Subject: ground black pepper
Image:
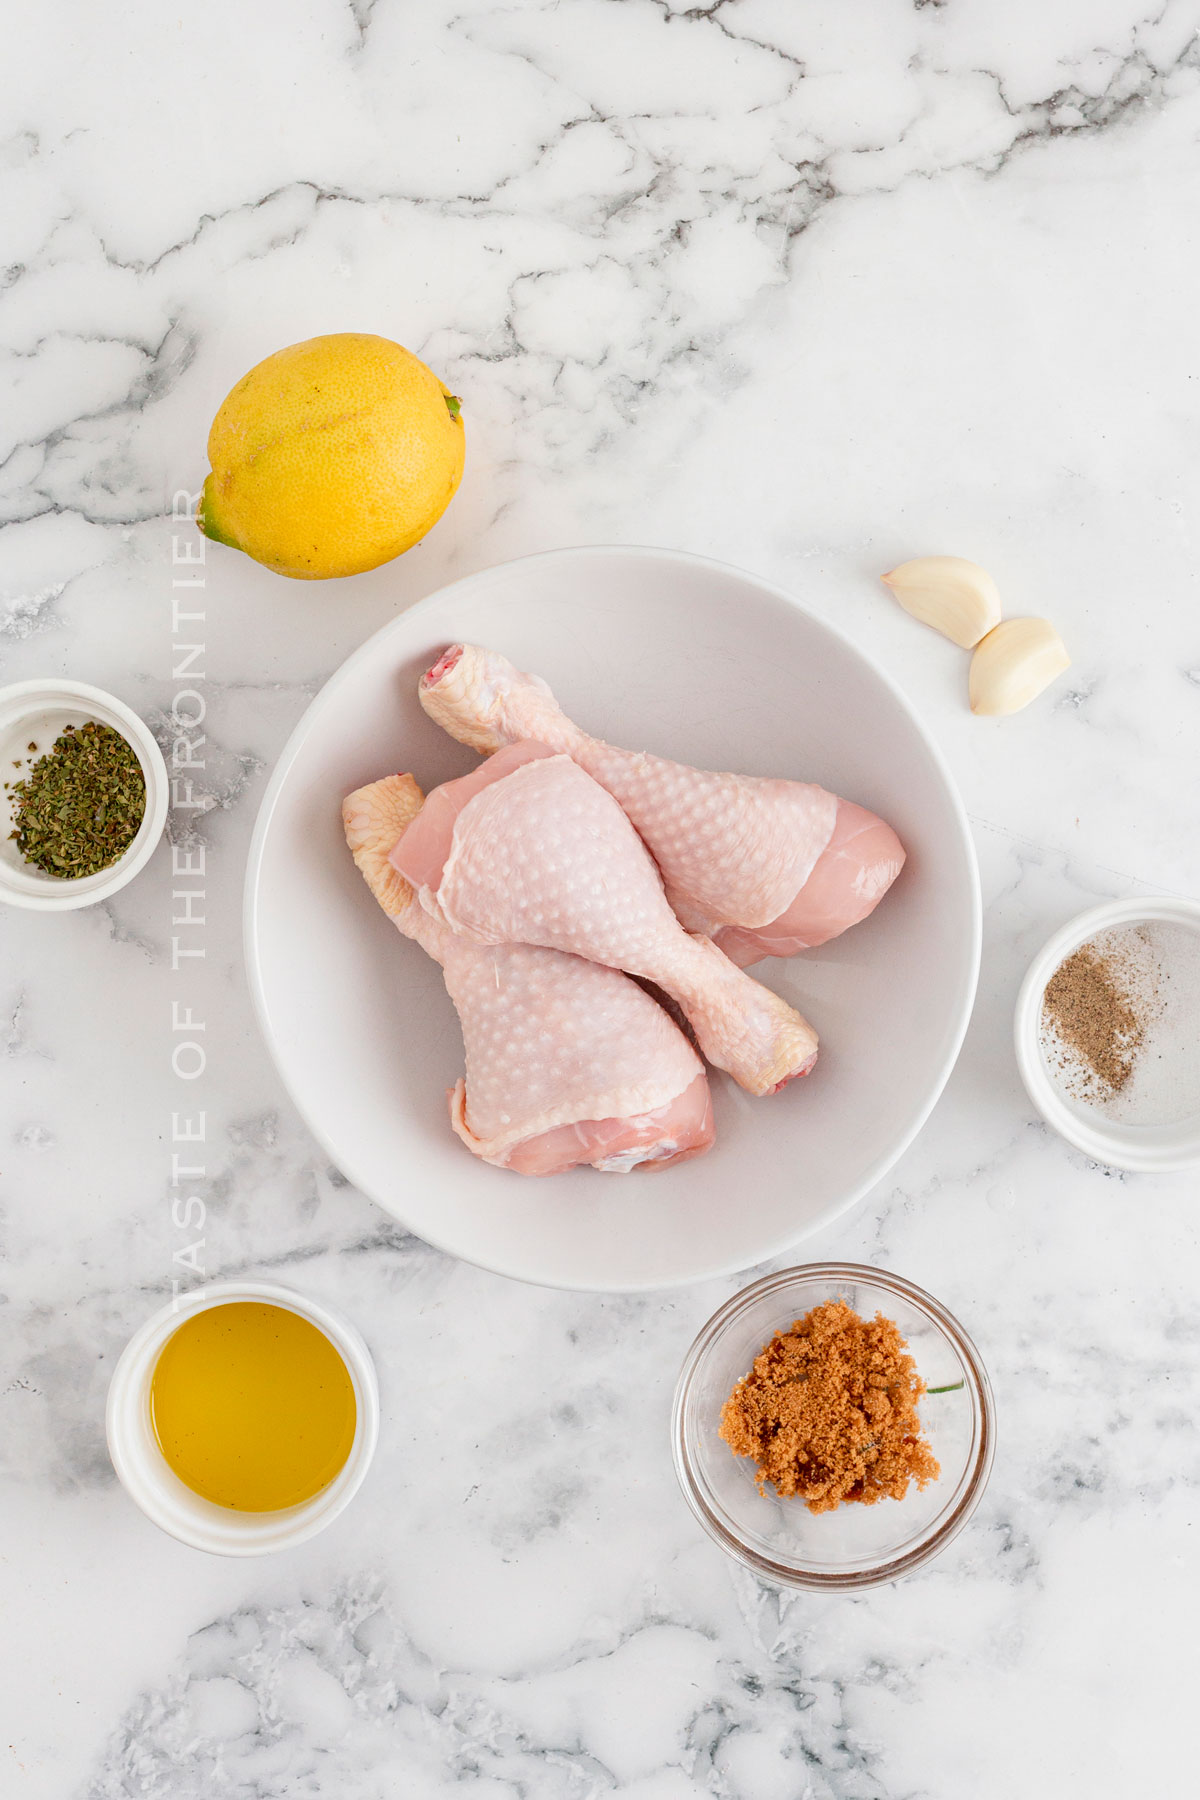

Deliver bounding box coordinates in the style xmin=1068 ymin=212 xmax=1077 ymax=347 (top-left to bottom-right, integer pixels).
xmin=1041 ymin=938 xmax=1156 ymax=1098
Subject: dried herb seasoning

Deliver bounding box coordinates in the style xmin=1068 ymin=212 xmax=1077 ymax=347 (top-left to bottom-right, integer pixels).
xmin=8 ymin=720 xmax=145 ymax=878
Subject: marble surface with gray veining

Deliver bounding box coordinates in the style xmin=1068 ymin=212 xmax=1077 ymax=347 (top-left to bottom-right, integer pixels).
xmin=3 ymin=3 xmax=1200 ymax=1795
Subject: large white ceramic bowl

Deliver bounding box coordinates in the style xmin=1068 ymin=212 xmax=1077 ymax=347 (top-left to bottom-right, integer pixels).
xmin=245 ymin=547 xmax=979 ymax=1290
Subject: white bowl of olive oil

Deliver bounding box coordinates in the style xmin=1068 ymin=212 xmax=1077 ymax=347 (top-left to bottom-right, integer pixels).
xmin=0 ymin=678 xmax=168 ymax=910
xmin=106 ymin=1281 xmax=379 ymax=1555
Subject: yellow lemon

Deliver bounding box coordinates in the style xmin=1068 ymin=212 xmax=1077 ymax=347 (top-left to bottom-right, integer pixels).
xmin=199 ymin=333 xmax=465 ymax=580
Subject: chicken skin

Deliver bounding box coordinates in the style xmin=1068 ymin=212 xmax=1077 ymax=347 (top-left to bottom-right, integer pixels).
xmin=343 ymin=773 xmax=714 ymax=1175
xmin=389 ymin=744 xmax=819 ymax=1096
xmin=420 ymin=643 xmax=905 ymax=965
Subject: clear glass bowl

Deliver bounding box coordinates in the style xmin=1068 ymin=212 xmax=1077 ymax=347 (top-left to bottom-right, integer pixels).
xmin=672 ymin=1263 xmax=995 ymax=1590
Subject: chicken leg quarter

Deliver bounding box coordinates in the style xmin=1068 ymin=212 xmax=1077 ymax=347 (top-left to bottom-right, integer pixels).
xmin=420 ymin=643 xmax=906 ymax=964
xmin=344 ymin=774 xmax=714 ymax=1175
xmin=389 ymin=744 xmax=819 ymax=1096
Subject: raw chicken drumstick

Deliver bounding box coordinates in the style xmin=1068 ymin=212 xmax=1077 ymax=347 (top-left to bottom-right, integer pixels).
xmin=344 ymin=773 xmax=714 ymax=1175
xmin=420 ymin=644 xmax=906 ymax=965
xmin=389 ymin=743 xmax=819 ymax=1096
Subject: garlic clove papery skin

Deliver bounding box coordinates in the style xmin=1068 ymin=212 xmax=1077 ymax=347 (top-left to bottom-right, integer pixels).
xmin=969 ymin=617 xmax=1070 ymax=716
xmin=881 ymin=556 xmax=1002 ymax=649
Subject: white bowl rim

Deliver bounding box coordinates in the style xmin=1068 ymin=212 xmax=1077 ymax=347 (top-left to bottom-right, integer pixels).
xmin=105 ymin=1279 xmax=380 ymax=1556
xmin=671 ymin=1260 xmax=997 ymax=1590
xmin=1014 ymin=894 xmax=1200 ymax=1172
xmin=243 ymin=543 xmax=982 ymax=1291
xmin=0 ymin=677 xmax=168 ymax=911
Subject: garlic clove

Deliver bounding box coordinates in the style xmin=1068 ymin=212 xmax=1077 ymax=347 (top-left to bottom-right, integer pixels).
xmin=969 ymin=617 xmax=1070 ymax=716
xmin=880 ymin=555 xmax=1002 ymax=649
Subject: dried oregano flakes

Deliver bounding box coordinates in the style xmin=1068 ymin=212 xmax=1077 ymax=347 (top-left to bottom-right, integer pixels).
xmin=7 ymin=720 xmax=146 ymax=878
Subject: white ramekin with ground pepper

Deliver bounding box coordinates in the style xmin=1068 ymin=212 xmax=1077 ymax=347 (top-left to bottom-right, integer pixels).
xmin=1015 ymin=895 xmax=1200 ymax=1171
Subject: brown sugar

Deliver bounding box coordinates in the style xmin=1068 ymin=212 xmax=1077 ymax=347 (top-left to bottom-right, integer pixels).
xmin=718 ymin=1299 xmax=940 ymax=1513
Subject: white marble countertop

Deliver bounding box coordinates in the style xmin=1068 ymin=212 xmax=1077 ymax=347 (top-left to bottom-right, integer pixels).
xmin=3 ymin=3 xmax=1199 ymax=1795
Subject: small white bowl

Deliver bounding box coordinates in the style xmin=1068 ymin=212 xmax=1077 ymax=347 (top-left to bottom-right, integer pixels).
xmin=0 ymin=678 xmax=168 ymax=910
xmin=106 ymin=1280 xmax=380 ymax=1555
xmin=1015 ymin=896 xmax=1200 ymax=1172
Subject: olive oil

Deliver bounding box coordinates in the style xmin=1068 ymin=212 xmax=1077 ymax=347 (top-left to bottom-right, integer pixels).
xmin=150 ymin=1301 xmax=357 ymax=1511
